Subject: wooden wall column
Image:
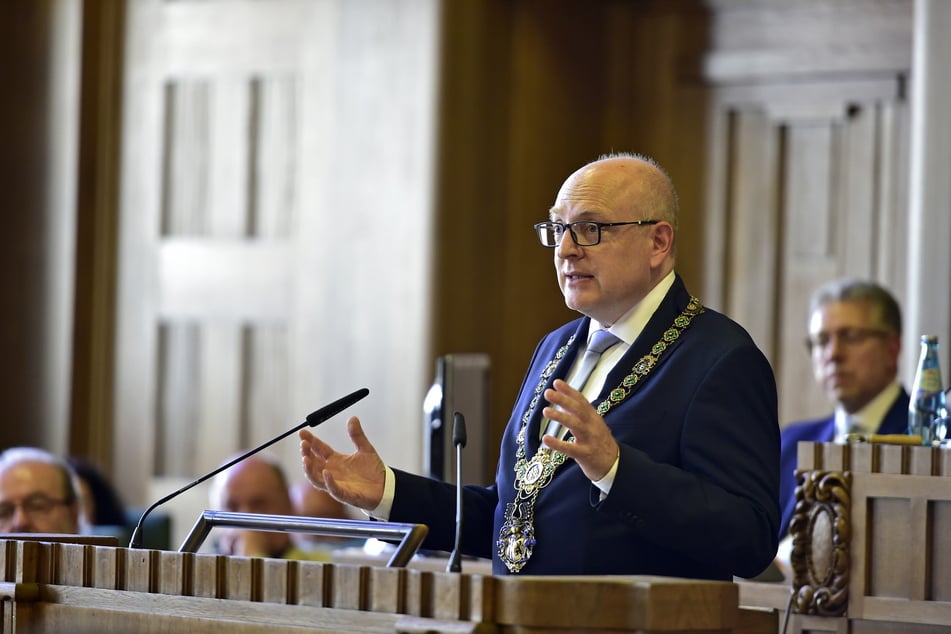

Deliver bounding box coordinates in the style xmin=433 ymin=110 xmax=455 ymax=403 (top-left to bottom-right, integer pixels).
xmin=905 ymin=0 xmax=951 ymax=379
xmin=0 ymin=1 xmax=82 ymax=453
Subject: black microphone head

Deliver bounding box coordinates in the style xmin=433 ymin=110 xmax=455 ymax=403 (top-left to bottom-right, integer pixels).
xmin=306 ymin=387 xmax=370 ymax=426
xmin=452 ymin=411 xmax=467 ymax=448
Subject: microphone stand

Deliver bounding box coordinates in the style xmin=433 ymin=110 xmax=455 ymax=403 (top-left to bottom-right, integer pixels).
xmin=446 ymin=412 xmax=467 ymax=573
xmin=128 ymin=387 xmax=369 ymax=549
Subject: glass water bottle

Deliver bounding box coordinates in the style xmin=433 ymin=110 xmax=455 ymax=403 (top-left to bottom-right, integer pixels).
xmin=908 ymin=335 xmax=948 ymax=446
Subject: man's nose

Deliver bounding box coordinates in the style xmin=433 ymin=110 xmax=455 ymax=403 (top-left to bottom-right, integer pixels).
xmin=819 ymin=340 xmax=847 ymax=363
xmin=556 ymin=233 xmax=582 ymax=258
xmin=9 ymin=506 xmax=35 ymax=532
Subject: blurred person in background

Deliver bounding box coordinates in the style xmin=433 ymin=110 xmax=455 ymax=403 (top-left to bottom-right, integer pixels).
xmin=771 ymin=277 xmax=907 ymax=580
xmin=289 ymin=480 xmax=366 ymax=554
xmin=67 ymin=456 xmax=128 ymax=529
xmin=0 ymin=447 xmax=82 ymax=534
xmin=209 ymin=453 xmax=329 ymax=561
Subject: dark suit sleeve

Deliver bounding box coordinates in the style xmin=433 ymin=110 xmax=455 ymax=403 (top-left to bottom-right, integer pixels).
xmin=389 ymin=468 xmax=499 ymax=559
xmin=599 ymin=343 xmax=780 ymax=579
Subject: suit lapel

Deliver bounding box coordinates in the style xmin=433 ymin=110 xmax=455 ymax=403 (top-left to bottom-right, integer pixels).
xmin=879 ymin=390 xmax=910 ymax=434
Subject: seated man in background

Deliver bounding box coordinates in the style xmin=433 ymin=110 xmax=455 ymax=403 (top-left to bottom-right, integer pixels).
xmin=208 ymin=453 xmax=329 ymax=561
xmin=289 ymin=480 xmax=350 ymax=521
xmin=775 ymin=278 xmax=907 ymax=577
xmin=289 ymin=480 xmax=366 ymax=554
xmin=0 ymin=447 xmax=82 ymax=534
xmin=67 ymin=456 xmax=128 ymax=529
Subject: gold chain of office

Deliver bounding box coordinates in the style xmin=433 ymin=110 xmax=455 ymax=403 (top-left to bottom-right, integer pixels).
xmin=496 ymin=296 xmax=705 ymax=573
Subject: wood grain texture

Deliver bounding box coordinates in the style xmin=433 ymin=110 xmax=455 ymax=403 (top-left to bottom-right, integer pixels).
xmin=0 ymin=539 xmax=740 ymax=633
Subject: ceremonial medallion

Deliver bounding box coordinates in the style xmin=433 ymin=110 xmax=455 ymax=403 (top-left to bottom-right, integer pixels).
xmin=497 ymin=503 xmax=536 ymax=572
xmin=523 ymin=460 xmax=543 ymax=486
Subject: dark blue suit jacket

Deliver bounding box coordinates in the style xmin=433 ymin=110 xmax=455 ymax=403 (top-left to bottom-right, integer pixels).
xmin=391 ymin=275 xmax=780 ymax=580
xmin=777 ymin=388 xmax=909 ymax=540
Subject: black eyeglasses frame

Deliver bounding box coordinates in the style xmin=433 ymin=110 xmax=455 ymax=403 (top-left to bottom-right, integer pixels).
xmin=533 ymin=219 xmax=661 ymax=247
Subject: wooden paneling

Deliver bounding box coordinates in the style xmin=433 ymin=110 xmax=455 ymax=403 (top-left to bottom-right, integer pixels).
xmin=905 ymin=0 xmax=951 ymax=382
xmin=432 ymin=0 xmax=711 ymax=469
xmin=113 ymin=0 xmax=441 ymax=549
xmin=69 ymin=0 xmax=125 ymax=467
xmin=701 ymin=1 xmax=913 ymax=426
xmin=704 ymin=0 xmax=912 ymax=80
xmin=0 ymin=0 xmax=83 ymax=453
xmin=724 ymin=109 xmax=780 ymax=356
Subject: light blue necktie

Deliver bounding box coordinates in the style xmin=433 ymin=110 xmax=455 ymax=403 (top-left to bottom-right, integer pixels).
xmin=543 ymin=329 xmax=621 ymax=440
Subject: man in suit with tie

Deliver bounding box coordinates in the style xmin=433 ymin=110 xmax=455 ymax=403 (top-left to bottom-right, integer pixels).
xmin=299 ymin=152 xmax=780 ymax=580
xmin=773 ymin=278 xmax=906 ymax=578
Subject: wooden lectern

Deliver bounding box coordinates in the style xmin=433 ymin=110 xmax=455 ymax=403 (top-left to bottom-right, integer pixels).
xmin=0 ymin=537 xmax=747 ymax=633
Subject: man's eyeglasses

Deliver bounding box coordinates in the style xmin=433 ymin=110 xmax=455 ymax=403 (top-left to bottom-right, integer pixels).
xmin=805 ymin=327 xmax=894 ymax=353
xmin=534 ymin=220 xmax=660 ymax=247
xmin=0 ymin=495 xmax=72 ymax=525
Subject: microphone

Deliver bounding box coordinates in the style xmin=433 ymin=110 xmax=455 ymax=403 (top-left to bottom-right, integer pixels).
xmin=128 ymin=387 xmax=370 ymax=549
xmin=446 ymin=411 xmax=467 ymax=573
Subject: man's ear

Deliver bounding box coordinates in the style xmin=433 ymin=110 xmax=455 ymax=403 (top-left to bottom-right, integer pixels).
xmin=649 ymin=222 xmax=675 ymax=266
xmin=70 ymin=500 xmax=86 ymax=533
xmin=887 ymin=334 xmax=902 ymax=370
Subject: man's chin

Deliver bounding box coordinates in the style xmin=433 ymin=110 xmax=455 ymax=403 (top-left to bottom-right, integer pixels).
xmin=563 ymin=297 xmax=588 ymax=314
xmin=826 ymin=385 xmax=851 ymax=403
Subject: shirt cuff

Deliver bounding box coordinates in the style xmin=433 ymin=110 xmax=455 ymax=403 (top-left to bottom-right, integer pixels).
xmin=365 ymin=465 xmax=396 ymax=520
xmin=593 ymin=454 xmax=619 ymax=499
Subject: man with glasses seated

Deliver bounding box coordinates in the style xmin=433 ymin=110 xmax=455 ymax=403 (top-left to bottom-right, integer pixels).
xmin=0 ymin=447 xmax=82 ymax=534
xmin=299 ymin=152 xmax=780 ymax=580
xmin=771 ymin=278 xmax=907 ymax=579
